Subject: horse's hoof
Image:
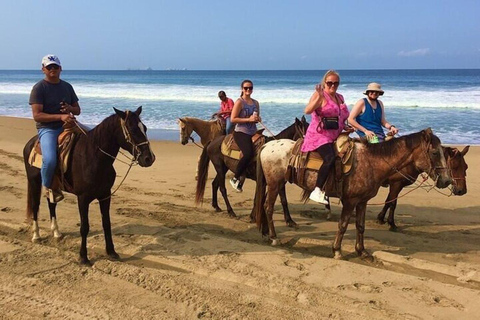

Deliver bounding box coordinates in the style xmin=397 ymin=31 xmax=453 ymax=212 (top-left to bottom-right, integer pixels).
xmin=31 ymin=235 xmax=41 ymax=243
xmin=271 ymin=239 xmax=280 ymax=246
xmin=79 ymin=257 xmax=92 ymax=266
xmin=389 ymin=225 xmax=398 ymax=232
xmin=53 ymin=232 xmax=63 ymax=239
xmin=359 ymin=251 xmax=374 ymax=262
xmin=376 ymin=219 xmax=386 ymax=225
xmin=227 ymin=212 xmax=237 ymax=218
xmin=333 ymin=251 xmax=343 ymax=260
xmin=214 ymin=207 xmax=222 ymax=212
xmin=108 ymin=252 xmax=120 ymax=260
xmin=286 ymin=221 xmax=298 ymax=229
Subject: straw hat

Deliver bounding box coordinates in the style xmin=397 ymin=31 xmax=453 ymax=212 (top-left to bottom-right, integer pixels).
xmin=363 ymin=82 xmax=384 ymax=95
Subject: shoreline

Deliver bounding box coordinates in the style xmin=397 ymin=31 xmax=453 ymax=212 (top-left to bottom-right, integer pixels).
xmin=2 ymin=114 xmax=479 ymax=146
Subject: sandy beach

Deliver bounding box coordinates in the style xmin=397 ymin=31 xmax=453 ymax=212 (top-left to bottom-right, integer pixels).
xmin=0 ymin=115 xmax=479 ymax=319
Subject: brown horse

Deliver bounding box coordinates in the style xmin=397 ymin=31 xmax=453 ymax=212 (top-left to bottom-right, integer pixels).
xmin=23 ymin=107 xmax=155 ymax=265
xmin=178 ymin=117 xmax=224 ymax=146
xmin=195 ymin=117 xmax=308 ymax=223
xmin=254 ymin=128 xmax=451 ymax=259
xmin=377 ymin=145 xmax=469 ymax=231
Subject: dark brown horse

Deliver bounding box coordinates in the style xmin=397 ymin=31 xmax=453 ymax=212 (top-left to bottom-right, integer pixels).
xmin=23 ymin=107 xmax=155 ymax=265
xmin=195 ymin=117 xmax=308 ymax=223
xmin=254 ymin=128 xmax=452 ymax=259
xmin=377 ymin=145 xmax=469 ymax=231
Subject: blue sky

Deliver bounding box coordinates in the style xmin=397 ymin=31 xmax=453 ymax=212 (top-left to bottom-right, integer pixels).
xmin=1 ymin=0 xmax=479 ymax=70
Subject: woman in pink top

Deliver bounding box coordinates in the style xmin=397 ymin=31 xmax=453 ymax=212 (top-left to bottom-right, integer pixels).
xmin=301 ymin=70 xmax=350 ymax=204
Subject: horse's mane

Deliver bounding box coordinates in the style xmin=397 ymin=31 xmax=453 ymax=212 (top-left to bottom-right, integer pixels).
xmin=88 ymin=114 xmax=118 ymax=144
xmin=360 ymin=131 xmax=426 ymax=158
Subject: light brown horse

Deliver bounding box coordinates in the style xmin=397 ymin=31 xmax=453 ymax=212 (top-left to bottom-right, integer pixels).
xmin=178 ymin=117 xmax=224 ymax=146
xmin=254 ymin=128 xmax=451 ymax=259
xmin=377 ymin=145 xmax=469 ymax=231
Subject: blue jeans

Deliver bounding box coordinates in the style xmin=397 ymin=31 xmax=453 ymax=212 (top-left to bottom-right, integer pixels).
xmin=225 ymin=117 xmax=232 ymax=134
xmin=38 ymin=127 xmax=63 ymax=188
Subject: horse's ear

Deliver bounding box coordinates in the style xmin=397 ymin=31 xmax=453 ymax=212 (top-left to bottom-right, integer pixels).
xmin=422 ymin=127 xmax=433 ymax=143
xmin=134 ymin=106 xmax=142 ymax=116
xmin=114 ymin=107 xmax=127 ymax=120
xmin=178 ymin=118 xmax=186 ymax=124
xmin=295 ymin=117 xmax=301 ymax=125
xmin=461 ymin=145 xmax=470 ymax=156
xmin=301 ymin=115 xmax=306 ymax=123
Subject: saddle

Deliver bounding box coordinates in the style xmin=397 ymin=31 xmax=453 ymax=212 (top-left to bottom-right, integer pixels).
xmin=220 ymin=130 xmax=266 ymax=161
xmin=28 ymin=121 xmax=88 ymax=192
xmin=286 ymin=133 xmax=355 ymax=197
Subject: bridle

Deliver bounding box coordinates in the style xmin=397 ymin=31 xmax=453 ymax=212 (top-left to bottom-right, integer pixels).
xmin=118 ymin=111 xmax=150 ymax=161
xmin=446 ymin=151 xmax=466 ymax=188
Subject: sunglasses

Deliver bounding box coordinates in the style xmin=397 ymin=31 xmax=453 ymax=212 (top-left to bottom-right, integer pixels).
xmin=243 ymin=86 xmax=253 ymax=91
xmin=45 ymin=64 xmax=60 ymax=70
xmin=325 ymin=81 xmax=339 ymax=87
xmin=368 ymin=91 xmax=380 ymax=95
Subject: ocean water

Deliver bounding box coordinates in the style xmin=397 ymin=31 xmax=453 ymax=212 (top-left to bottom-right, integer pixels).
xmin=0 ymin=69 xmax=479 ymax=145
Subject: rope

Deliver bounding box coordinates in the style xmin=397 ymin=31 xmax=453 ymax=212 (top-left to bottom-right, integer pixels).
xmin=258 ymin=121 xmax=277 ymax=140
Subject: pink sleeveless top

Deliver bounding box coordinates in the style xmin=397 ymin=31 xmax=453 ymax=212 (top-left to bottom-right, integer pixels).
xmin=301 ymin=91 xmax=350 ymax=152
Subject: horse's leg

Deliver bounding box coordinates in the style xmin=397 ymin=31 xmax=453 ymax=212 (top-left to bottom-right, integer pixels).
xmin=279 ymin=184 xmax=297 ymax=228
xmin=29 ymin=178 xmax=42 ymax=242
xmin=384 ymin=181 xmax=405 ymax=231
xmin=77 ymin=196 xmax=92 ymax=265
xmin=99 ymin=197 xmax=119 ymax=260
xmin=211 ymin=176 xmax=222 ymax=212
xmin=217 ymin=166 xmax=236 ymax=217
xmin=354 ymin=202 xmax=372 ymax=260
xmin=325 ymin=198 xmax=332 ymax=221
xmin=266 ymin=184 xmax=280 ymax=245
xmin=377 ymin=202 xmax=389 ymax=225
xmin=48 ymin=201 xmax=62 ymax=238
xmin=332 ymin=201 xmax=354 ymax=259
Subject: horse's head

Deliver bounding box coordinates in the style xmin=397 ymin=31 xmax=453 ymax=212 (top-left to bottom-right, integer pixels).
xmin=294 ymin=116 xmax=309 ymax=140
xmin=178 ymin=117 xmax=193 ymax=145
xmin=418 ymin=128 xmax=451 ymax=188
xmin=443 ymin=145 xmax=469 ymax=195
xmin=114 ymin=106 xmax=155 ymax=167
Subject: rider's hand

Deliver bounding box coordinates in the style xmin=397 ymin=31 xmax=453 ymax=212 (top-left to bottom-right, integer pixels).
xmin=60 ymin=102 xmax=72 ymax=114
xmin=364 ymin=130 xmax=375 ymax=139
xmin=389 ymin=126 xmax=399 ymax=135
xmin=60 ymin=113 xmax=74 ymax=123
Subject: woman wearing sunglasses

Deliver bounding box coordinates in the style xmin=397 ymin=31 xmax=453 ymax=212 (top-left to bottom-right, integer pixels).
xmin=229 ymin=79 xmax=260 ymax=192
xmin=301 ymin=70 xmax=351 ymax=205
xmin=29 ymin=54 xmax=81 ymax=202
xmin=348 ymin=82 xmax=398 ymax=142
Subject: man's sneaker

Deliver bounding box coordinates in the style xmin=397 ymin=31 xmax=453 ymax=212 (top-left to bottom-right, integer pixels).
xmin=229 ymin=178 xmax=243 ymax=193
xmin=44 ymin=187 xmax=64 ymax=203
xmin=309 ymin=187 xmax=328 ymax=205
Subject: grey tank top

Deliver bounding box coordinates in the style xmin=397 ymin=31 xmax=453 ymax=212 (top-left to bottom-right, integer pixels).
xmin=234 ymin=98 xmax=258 ymax=135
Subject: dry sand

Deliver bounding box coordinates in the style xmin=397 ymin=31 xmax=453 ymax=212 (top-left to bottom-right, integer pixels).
xmin=0 ymin=115 xmax=479 ymax=319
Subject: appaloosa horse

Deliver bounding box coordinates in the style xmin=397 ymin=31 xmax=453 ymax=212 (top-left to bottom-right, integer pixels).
xmin=23 ymin=107 xmax=155 ymax=265
xmin=195 ymin=117 xmax=308 ymax=223
xmin=377 ymin=145 xmax=469 ymax=231
xmin=254 ymin=128 xmax=451 ymax=259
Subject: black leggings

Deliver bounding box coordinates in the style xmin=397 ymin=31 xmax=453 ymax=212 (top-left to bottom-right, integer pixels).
xmin=315 ymin=143 xmax=336 ymax=189
xmin=233 ymin=131 xmax=254 ymax=179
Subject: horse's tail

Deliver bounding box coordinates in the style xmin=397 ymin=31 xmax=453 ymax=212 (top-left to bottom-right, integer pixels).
xmin=23 ymin=136 xmax=39 ymax=222
xmin=195 ymin=141 xmax=211 ymax=205
xmin=254 ymin=147 xmax=269 ymax=236
xmin=300 ymin=189 xmax=310 ymax=203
